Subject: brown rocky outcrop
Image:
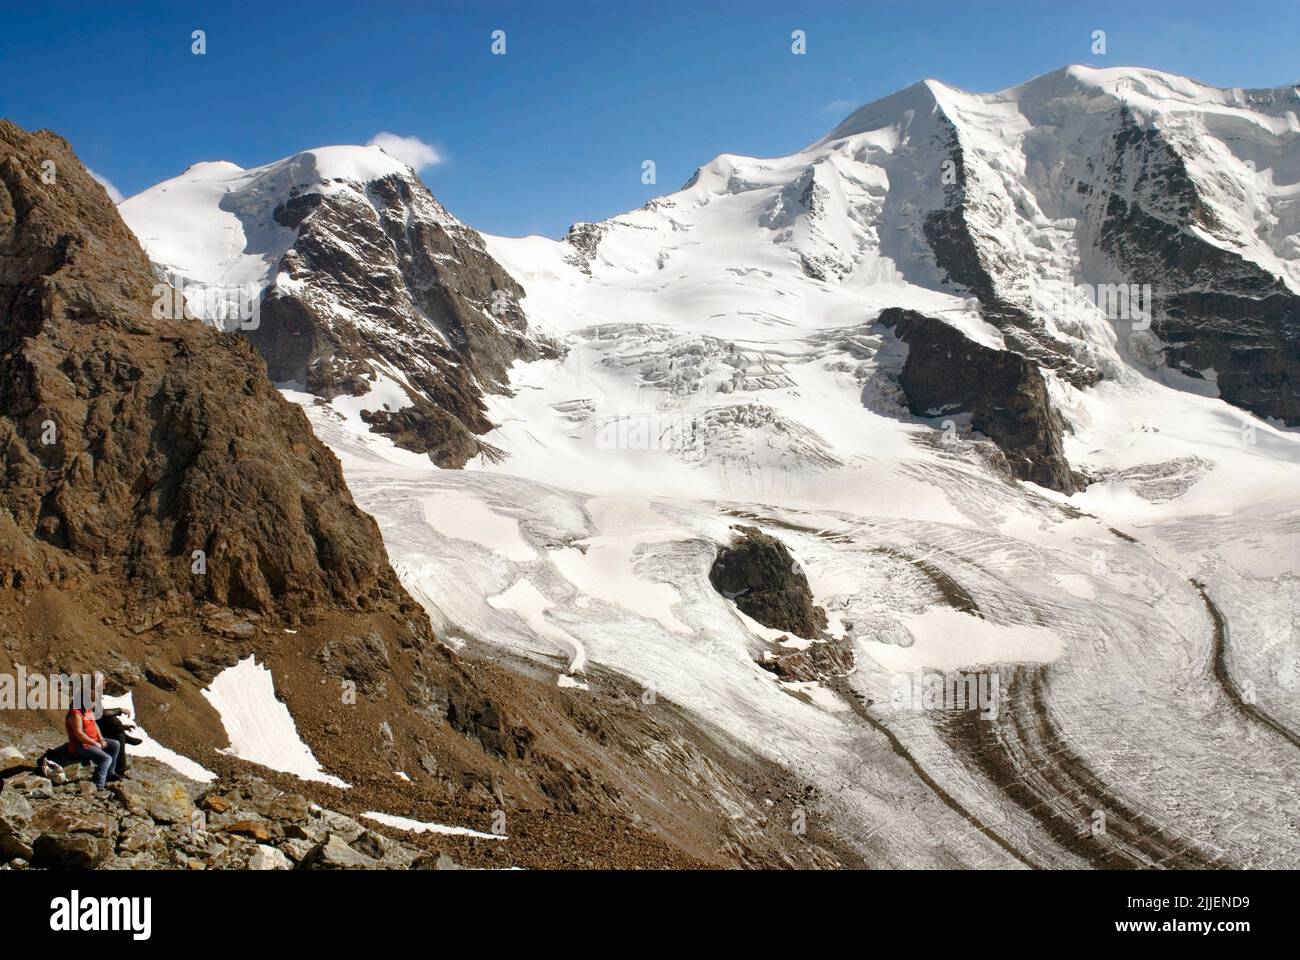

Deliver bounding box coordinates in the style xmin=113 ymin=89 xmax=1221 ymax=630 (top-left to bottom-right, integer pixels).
xmin=877 ymin=307 xmax=1077 ymax=493
xmin=0 ymin=120 xmax=425 ymax=622
xmin=709 ymin=525 xmax=828 ymax=639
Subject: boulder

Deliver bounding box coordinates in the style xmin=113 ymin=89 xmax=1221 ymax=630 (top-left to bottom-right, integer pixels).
xmin=4 ymin=772 xmax=55 ymax=800
xmin=111 ymin=776 xmax=195 ymax=824
xmin=222 ymin=819 xmax=274 ymax=842
xmin=0 ymin=746 xmax=27 ymax=774
xmin=248 ymin=844 xmax=293 ymax=870
xmin=287 ymin=809 xmax=365 ymax=844
xmin=709 ymin=526 xmax=828 ymax=639
xmin=31 ymin=833 xmax=111 ymax=869
xmin=28 ymin=807 xmax=118 ymax=839
xmin=277 ymin=837 xmax=316 ymax=863
xmin=413 ymin=852 xmax=464 ymax=870
xmin=204 ymin=778 xmax=310 ymax=824
xmin=351 ymin=829 xmax=419 ymax=868
xmin=0 ymin=789 xmax=35 ymax=860
xmin=303 ymin=834 xmax=381 ymax=870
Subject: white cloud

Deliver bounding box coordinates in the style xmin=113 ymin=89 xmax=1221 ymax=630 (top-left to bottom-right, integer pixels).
xmin=88 ymin=168 xmax=124 ymax=204
xmin=822 ymin=99 xmax=857 ymax=116
xmin=366 ymin=132 xmax=444 ymax=173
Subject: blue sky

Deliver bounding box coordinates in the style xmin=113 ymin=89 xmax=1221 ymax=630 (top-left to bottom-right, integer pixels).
xmin=2 ymin=1 xmax=1296 ymax=238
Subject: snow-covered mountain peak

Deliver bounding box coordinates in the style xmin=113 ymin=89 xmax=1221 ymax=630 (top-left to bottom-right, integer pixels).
xmin=496 ymin=64 xmax=1300 ymax=443
xmin=122 ymin=143 xmax=546 ymax=468
xmin=817 ymin=76 xmax=958 ymax=145
xmin=121 ymin=144 xmax=433 ymax=294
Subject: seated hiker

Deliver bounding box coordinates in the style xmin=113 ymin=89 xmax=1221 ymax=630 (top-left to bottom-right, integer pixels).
xmin=97 ymin=706 xmax=141 ymax=776
xmin=65 ymin=702 xmax=120 ymax=790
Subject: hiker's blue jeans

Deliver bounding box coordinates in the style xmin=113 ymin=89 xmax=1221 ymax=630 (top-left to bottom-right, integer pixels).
xmin=78 ymin=740 xmax=120 ymax=787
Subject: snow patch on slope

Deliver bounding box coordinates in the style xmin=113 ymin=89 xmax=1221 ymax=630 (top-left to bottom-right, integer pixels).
xmin=201 ymin=656 xmax=348 ymax=787
xmin=361 ymin=810 xmax=507 ymax=841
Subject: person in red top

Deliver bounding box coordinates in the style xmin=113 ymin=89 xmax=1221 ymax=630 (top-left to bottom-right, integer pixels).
xmin=65 ymin=702 xmax=120 ymax=789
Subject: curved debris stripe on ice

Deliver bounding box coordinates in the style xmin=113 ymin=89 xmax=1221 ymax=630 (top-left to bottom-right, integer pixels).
xmin=486 ymin=578 xmax=588 ymax=684
xmin=201 ymin=656 xmax=349 ymax=787
xmin=102 ymin=692 xmax=217 ymax=783
xmin=361 ymin=810 xmax=507 ymax=841
xmin=421 ymin=490 xmax=538 ymax=562
xmin=779 ymin=680 xmax=852 ymax=712
xmin=864 ymin=607 xmax=1065 ymax=673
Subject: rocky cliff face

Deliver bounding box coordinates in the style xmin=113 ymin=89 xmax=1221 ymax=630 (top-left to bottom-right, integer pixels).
xmin=251 ymin=174 xmax=550 ymax=466
xmin=878 ymin=307 xmax=1077 ymax=493
xmin=1083 ymin=110 xmax=1300 ymax=423
xmin=122 ymin=149 xmax=556 ymax=468
xmin=0 ymin=121 xmax=420 ymax=621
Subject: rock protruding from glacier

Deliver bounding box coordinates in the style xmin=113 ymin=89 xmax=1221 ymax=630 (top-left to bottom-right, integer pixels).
xmin=878 ymin=308 xmax=1077 ymax=494
xmin=709 ymin=526 xmax=828 ymax=640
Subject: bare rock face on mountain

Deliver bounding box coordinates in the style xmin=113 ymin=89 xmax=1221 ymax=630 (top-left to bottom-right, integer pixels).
xmin=710 ymin=526 xmax=827 ymax=640
xmin=1083 ymin=109 xmax=1300 ymax=423
xmin=252 ymin=172 xmax=552 ymax=466
xmin=122 ymin=150 xmax=556 ymax=469
xmin=878 ymin=307 xmax=1077 ymax=493
xmin=921 ymin=127 xmax=1103 ymax=391
xmin=0 ymin=120 xmax=423 ymax=622
xmin=910 ymin=76 xmax=1300 ymax=426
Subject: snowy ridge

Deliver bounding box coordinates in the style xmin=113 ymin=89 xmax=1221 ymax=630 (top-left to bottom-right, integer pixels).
xmin=120 ymin=145 xmax=415 ymax=309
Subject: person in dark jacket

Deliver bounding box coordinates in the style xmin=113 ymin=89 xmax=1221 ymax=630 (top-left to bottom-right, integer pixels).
xmin=96 ymin=706 xmax=142 ymax=776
